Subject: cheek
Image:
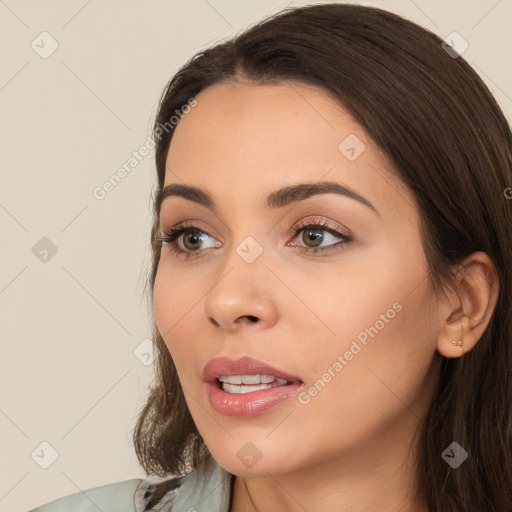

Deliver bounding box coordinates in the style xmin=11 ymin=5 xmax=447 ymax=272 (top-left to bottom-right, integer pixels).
xmin=293 ymin=248 xmax=420 ymax=360
xmin=152 ymin=265 xmax=201 ymax=362
xmin=153 ymin=267 xmax=176 ymax=342
xmin=295 ymin=271 xmax=438 ymax=440
xmin=293 ymin=244 xmax=437 ymax=411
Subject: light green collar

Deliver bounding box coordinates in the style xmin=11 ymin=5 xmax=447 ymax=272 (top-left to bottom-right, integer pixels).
xmin=167 ymin=459 xmax=234 ymax=512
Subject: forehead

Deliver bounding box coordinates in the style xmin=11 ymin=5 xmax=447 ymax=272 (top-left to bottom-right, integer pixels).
xmin=168 ymin=80 xmax=351 ymax=158
xmin=163 ymin=80 xmax=414 ymax=222
xmin=166 ymin=81 xmax=365 ymax=179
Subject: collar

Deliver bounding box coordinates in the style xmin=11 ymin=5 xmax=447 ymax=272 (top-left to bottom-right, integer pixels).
xmin=168 ymin=458 xmax=234 ymax=512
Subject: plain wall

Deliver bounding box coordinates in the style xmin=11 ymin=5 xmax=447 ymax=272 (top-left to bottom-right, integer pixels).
xmin=1 ymin=1 xmax=511 ymax=511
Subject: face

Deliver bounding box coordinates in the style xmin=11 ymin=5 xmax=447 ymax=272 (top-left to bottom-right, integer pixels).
xmin=153 ymin=80 xmax=441 ymax=478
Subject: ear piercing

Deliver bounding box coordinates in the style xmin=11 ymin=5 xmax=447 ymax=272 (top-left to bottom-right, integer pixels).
xmin=451 ymin=338 xmax=464 ymax=355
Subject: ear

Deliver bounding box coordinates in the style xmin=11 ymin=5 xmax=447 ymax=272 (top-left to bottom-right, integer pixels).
xmin=437 ymin=251 xmax=499 ymax=358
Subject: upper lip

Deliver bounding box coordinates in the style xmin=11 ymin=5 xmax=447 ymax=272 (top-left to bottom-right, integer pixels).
xmin=202 ymin=355 xmax=303 ymax=383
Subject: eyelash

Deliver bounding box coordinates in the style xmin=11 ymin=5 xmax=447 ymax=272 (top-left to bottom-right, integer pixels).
xmin=160 ymin=220 xmax=352 ymax=259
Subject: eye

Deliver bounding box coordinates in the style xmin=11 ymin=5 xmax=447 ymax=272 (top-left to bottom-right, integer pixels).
xmin=160 ymin=218 xmax=352 ymax=259
xmin=161 ymin=222 xmax=221 ymax=259
xmin=288 ymin=219 xmax=352 ymax=255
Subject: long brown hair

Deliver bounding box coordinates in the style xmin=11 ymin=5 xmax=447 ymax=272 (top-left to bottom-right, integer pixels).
xmin=133 ymin=4 xmax=512 ymax=510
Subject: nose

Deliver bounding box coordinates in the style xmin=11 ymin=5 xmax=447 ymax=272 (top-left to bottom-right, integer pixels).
xmin=201 ymin=250 xmax=278 ymax=332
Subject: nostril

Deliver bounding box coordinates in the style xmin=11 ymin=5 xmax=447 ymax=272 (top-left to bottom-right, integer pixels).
xmin=208 ymin=317 xmax=220 ymax=327
xmin=246 ymin=315 xmax=258 ymax=323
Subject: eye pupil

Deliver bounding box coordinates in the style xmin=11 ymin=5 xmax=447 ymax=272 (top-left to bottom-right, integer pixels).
xmin=303 ymin=229 xmax=323 ymax=247
xmin=183 ymin=231 xmax=203 ymax=250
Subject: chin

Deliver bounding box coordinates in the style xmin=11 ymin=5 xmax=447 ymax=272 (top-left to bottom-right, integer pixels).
xmin=215 ymin=453 xmax=292 ymax=477
xmin=204 ymin=435 xmax=301 ymax=477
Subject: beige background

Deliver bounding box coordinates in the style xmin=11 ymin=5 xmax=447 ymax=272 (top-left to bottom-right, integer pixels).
xmin=1 ymin=1 xmax=511 ymax=511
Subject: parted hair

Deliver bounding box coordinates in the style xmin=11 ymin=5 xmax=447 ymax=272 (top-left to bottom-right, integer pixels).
xmin=133 ymin=4 xmax=512 ymax=510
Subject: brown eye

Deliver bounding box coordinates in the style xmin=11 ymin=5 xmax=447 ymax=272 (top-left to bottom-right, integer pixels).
xmin=290 ymin=220 xmax=352 ymax=255
xmin=182 ymin=230 xmax=206 ymax=251
xmin=161 ymin=224 xmax=222 ymax=259
xmin=301 ymin=228 xmax=324 ymax=248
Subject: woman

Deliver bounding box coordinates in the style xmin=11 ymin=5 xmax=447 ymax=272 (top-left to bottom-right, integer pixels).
xmin=29 ymin=2 xmax=512 ymax=511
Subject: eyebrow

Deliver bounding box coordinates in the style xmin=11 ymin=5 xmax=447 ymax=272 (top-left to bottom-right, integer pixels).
xmin=156 ymin=181 xmax=379 ymax=216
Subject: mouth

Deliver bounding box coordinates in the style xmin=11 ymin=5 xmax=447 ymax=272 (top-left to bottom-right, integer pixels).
xmin=202 ymin=355 xmax=304 ymax=417
xmin=217 ymin=374 xmax=293 ymax=394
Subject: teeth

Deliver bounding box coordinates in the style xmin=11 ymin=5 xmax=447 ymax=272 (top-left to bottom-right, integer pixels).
xmin=242 ymin=375 xmax=261 ymax=384
xmin=217 ymin=375 xmax=292 ymax=394
xmin=218 ymin=374 xmax=285 ymax=385
xmin=222 ymin=382 xmax=274 ymax=394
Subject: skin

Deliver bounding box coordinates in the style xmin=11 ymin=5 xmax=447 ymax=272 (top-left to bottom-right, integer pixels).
xmin=152 ymin=80 xmax=498 ymax=511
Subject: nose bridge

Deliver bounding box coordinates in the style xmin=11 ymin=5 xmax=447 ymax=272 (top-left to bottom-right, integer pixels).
xmin=201 ymin=233 xmax=277 ymax=330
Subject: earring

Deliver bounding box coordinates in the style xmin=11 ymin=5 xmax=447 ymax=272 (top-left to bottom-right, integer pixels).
xmin=450 ymin=338 xmax=464 ymax=355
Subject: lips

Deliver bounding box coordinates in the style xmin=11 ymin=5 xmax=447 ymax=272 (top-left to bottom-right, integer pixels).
xmin=202 ymin=356 xmax=304 ymax=417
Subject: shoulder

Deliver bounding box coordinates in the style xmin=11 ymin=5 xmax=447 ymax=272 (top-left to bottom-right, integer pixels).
xmin=26 ymin=460 xmax=233 ymax=512
xmin=26 ymin=476 xmax=182 ymax=512
xmin=139 ymin=459 xmax=234 ymax=511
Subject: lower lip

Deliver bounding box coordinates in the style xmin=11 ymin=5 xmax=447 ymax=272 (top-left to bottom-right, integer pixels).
xmin=205 ymin=380 xmax=304 ymax=417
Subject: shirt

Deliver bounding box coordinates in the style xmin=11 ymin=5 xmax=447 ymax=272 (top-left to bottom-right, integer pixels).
xmin=27 ymin=458 xmax=234 ymax=512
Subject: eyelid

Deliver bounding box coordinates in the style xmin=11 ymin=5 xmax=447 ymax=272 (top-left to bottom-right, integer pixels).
xmin=287 ymin=216 xmax=352 ymax=241
xmin=160 ymin=219 xmax=222 ymax=240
